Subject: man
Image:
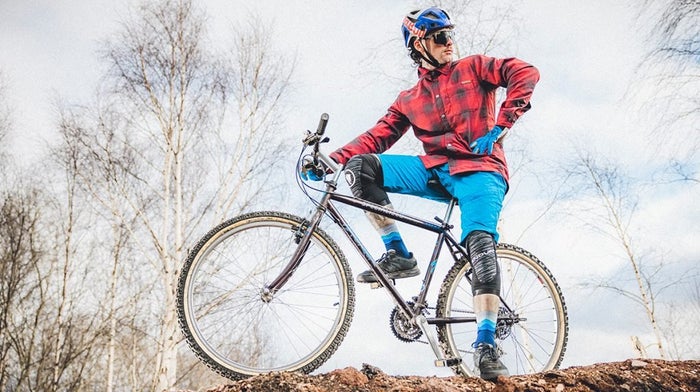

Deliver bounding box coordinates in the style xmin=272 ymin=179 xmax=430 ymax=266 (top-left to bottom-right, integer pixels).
xmin=322 ymin=7 xmax=539 ymax=380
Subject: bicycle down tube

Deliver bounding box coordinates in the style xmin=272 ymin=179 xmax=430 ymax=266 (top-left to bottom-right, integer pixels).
xmin=326 ymin=194 xmax=476 ymax=326
xmin=317 ymin=175 xmax=477 ymax=366
xmin=266 ymin=165 xmax=468 ymax=324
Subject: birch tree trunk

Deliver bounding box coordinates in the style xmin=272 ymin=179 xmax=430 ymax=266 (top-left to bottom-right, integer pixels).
xmin=572 ymin=152 xmax=667 ymax=358
xmin=98 ymin=1 xmax=292 ymax=389
xmin=52 ymin=0 xmax=293 ymax=388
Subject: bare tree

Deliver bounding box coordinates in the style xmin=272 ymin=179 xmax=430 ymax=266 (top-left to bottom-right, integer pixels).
xmin=101 ymin=2 xmax=235 ymax=388
xmin=561 ymin=147 xmax=679 ymax=358
xmin=0 ymin=178 xmax=102 ymax=391
xmin=640 ymin=0 xmax=699 ymax=68
xmin=634 ymin=0 xmax=699 ymax=183
xmin=51 ymin=0 xmax=294 ymax=389
xmin=47 ymin=118 xmax=91 ymax=391
xmin=53 ymin=106 xmax=139 ymax=389
xmin=0 ymin=186 xmax=42 ymax=390
xmin=207 ymin=14 xmax=295 ymax=222
xmin=662 ymin=278 xmax=700 ymax=360
xmin=56 ymin=100 xmax=191 ymax=390
xmin=0 ymin=78 xmax=101 ymax=391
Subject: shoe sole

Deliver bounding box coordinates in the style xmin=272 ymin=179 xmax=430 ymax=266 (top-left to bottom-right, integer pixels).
xmin=476 ymin=368 xmax=509 ymax=381
xmin=356 ymin=267 xmax=420 ymax=283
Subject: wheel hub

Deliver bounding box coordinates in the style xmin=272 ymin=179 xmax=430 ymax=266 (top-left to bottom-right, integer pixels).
xmin=260 ymin=287 xmax=274 ymax=303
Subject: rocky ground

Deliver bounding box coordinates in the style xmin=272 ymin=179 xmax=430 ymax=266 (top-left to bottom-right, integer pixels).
xmin=198 ymin=359 xmax=699 ymax=392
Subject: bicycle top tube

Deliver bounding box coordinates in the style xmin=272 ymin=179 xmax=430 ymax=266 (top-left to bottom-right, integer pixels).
xmin=330 ymin=192 xmax=448 ymax=234
xmin=299 ymin=114 xmax=458 ymax=241
xmin=305 ymin=144 xmax=454 ymax=235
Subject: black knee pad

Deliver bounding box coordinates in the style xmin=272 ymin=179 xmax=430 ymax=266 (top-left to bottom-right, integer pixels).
xmin=344 ymin=154 xmax=389 ymax=205
xmin=466 ymin=230 xmax=501 ymax=296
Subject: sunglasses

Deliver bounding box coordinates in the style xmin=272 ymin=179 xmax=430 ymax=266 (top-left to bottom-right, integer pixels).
xmin=425 ymin=30 xmax=455 ymax=46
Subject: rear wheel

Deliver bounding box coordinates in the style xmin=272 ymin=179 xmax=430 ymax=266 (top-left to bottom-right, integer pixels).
xmin=177 ymin=211 xmax=355 ymax=380
xmin=436 ymin=243 xmax=568 ymax=376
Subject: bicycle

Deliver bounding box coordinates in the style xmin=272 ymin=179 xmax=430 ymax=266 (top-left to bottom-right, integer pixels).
xmin=177 ymin=113 xmax=568 ymax=380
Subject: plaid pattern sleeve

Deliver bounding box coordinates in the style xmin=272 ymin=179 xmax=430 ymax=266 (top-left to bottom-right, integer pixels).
xmin=329 ymin=106 xmax=411 ymax=165
xmin=473 ymin=55 xmax=540 ymax=128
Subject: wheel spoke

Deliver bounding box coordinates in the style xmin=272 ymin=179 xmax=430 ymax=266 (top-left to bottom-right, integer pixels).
xmin=436 ymin=244 xmax=568 ymax=377
xmin=177 ymin=212 xmax=354 ymax=380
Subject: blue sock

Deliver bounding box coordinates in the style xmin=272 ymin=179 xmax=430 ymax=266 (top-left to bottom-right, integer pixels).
xmin=474 ymin=312 xmax=497 ymax=347
xmin=381 ymin=232 xmax=411 ymax=258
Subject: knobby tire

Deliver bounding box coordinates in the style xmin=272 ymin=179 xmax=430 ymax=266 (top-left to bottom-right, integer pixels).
xmin=436 ymin=243 xmax=568 ymax=376
xmin=177 ymin=211 xmax=355 ymax=380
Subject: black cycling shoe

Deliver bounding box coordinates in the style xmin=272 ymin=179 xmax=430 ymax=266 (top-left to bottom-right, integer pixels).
xmin=473 ymin=343 xmax=509 ymax=380
xmin=356 ymin=250 xmax=420 ymax=283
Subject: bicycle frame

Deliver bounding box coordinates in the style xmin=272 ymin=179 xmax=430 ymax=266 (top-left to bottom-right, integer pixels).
xmin=265 ymin=159 xmax=474 ymax=327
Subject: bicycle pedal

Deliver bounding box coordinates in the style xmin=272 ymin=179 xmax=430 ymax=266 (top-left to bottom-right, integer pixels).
xmin=434 ymin=357 xmax=462 ymax=367
xmin=369 ymin=279 xmax=395 ymax=289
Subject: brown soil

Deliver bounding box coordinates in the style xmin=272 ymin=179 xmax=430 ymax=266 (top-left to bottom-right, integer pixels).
xmin=199 ymin=359 xmax=699 ymax=392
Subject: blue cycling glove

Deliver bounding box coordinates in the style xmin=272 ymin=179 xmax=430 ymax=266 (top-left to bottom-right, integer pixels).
xmin=470 ymin=125 xmax=507 ymax=155
xmin=300 ymin=158 xmax=326 ymax=181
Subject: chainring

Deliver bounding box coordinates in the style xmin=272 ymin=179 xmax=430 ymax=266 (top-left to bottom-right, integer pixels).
xmin=389 ymin=303 xmax=423 ymax=343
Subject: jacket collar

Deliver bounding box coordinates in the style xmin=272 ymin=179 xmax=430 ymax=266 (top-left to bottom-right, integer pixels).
xmin=418 ymin=62 xmax=453 ymax=80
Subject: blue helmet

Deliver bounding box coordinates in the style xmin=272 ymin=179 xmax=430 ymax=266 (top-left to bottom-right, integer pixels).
xmin=402 ymin=7 xmax=453 ymax=48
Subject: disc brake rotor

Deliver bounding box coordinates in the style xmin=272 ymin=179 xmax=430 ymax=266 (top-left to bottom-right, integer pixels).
xmin=496 ymin=306 xmax=515 ymax=340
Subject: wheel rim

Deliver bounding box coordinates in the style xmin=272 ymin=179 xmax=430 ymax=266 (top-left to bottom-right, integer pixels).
xmin=182 ymin=218 xmax=349 ymax=375
xmin=442 ymin=249 xmax=566 ymax=375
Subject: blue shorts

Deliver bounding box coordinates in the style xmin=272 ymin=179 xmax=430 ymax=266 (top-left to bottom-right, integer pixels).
xmin=378 ymin=154 xmax=507 ymax=243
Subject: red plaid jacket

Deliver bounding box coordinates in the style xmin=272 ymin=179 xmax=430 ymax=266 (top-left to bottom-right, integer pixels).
xmin=329 ymin=55 xmax=539 ymax=183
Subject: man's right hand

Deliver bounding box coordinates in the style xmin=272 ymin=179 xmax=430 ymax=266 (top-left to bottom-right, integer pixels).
xmin=300 ymin=159 xmax=326 ymax=181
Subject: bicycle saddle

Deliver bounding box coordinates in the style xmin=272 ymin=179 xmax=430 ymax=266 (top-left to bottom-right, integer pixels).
xmin=427 ymin=178 xmax=456 ymax=203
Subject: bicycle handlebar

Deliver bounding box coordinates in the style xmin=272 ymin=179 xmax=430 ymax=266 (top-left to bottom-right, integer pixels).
xmin=302 ymin=113 xmax=340 ymax=176
xmin=316 ymin=113 xmax=329 ymax=136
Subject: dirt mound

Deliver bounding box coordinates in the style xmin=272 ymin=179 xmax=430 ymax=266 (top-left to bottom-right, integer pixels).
xmin=200 ymin=359 xmax=699 ymax=392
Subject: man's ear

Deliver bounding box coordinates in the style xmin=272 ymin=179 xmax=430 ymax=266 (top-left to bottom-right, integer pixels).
xmin=413 ymin=38 xmax=424 ymax=53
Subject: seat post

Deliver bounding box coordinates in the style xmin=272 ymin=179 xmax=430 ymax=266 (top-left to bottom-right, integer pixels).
xmin=442 ymin=197 xmax=458 ymax=225
xmin=426 ymin=177 xmax=458 ymax=226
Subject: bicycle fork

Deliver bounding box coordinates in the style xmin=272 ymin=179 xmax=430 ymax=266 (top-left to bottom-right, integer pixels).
xmin=263 ymin=188 xmax=335 ymax=297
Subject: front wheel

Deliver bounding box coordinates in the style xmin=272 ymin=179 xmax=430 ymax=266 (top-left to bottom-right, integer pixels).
xmin=177 ymin=211 xmax=355 ymax=380
xmin=436 ymin=243 xmax=568 ymax=377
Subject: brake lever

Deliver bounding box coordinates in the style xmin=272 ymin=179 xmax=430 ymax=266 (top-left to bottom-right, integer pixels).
xmin=302 ymin=130 xmax=318 ymax=146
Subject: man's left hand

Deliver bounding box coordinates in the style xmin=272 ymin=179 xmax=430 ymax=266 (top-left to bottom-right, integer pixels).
xmin=470 ymin=126 xmax=507 ymax=155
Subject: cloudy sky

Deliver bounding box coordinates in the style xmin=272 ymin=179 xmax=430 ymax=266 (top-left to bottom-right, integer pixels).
xmin=1 ymin=0 xmax=697 ymax=376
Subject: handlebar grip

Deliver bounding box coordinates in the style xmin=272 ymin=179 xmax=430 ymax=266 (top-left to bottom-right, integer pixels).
xmin=316 ymin=113 xmax=329 ymax=135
